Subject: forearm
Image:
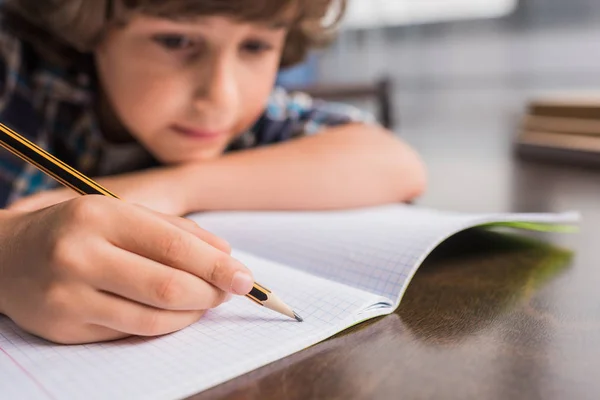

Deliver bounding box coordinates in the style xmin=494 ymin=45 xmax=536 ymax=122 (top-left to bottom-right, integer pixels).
xmin=179 ymin=124 xmax=427 ymax=213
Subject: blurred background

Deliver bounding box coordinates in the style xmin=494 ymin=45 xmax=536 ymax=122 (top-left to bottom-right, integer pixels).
xmin=278 ymin=0 xmax=600 ymax=212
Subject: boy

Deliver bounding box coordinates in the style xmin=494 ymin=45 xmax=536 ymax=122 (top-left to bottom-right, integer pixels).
xmin=0 ymin=0 xmax=426 ymax=344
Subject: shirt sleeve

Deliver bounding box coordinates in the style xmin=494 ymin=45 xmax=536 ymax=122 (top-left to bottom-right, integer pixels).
xmin=230 ymin=86 xmax=377 ymax=149
xmin=0 ymin=29 xmax=49 ymax=206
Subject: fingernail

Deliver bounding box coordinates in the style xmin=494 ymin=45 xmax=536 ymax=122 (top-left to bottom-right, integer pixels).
xmin=231 ymin=272 xmax=254 ymax=295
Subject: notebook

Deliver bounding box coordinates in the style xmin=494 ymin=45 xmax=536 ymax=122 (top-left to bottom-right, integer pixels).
xmin=0 ymin=204 xmax=579 ymax=400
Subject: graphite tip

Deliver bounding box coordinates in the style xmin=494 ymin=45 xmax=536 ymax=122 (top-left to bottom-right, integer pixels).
xmin=293 ymin=311 xmax=304 ymax=322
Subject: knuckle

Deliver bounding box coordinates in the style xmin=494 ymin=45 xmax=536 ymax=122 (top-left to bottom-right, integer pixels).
xmin=208 ymin=253 xmax=229 ymax=284
xmin=48 ymin=237 xmax=86 ymax=277
xmin=65 ymin=196 xmax=106 ymax=224
xmin=159 ymin=232 xmax=188 ymax=264
xmin=155 ymin=271 xmax=183 ymax=308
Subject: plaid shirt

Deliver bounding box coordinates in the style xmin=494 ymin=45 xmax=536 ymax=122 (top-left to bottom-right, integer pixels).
xmin=0 ymin=24 xmax=374 ymax=208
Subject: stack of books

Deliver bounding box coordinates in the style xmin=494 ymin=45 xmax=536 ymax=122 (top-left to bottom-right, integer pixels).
xmin=515 ymin=95 xmax=600 ymax=166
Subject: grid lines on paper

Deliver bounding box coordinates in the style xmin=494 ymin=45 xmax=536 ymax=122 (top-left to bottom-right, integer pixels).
xmin=0 ymin=205 xmax=570 ymax=399
xmin=196 ymin=205 xmax=471 ymax=301
xmin=0 ymin=251 xmax=379 ymax=400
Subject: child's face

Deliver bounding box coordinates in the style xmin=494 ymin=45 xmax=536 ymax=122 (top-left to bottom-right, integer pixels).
xmin=95 ymin=14 xmax=289 ymax=164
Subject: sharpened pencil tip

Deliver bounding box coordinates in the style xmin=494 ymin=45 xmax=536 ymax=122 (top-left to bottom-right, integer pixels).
xmin=293 ymin=311 xmax=303 ymax=322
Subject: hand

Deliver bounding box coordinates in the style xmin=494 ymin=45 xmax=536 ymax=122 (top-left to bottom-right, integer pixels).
xmin=0 ymin=196 xmax=254 ymax=344
xmin=8 ymin=167 xmax=189 ymax=215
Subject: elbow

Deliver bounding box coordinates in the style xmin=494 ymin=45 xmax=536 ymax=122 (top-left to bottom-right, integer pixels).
xmin=396 ymin=146 xmax=428 ymax=202
xmin=404 ymin=156 xmax=428 ymax=201
xmin=382 ymin=133 xmax=428 ymax=203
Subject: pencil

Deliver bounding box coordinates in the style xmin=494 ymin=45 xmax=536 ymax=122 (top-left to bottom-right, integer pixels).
xmin=0 ymin=122 xmax=303 ymax=322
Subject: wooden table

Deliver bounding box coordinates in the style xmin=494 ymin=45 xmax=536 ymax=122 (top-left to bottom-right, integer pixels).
xmin=190 ymin=149 xmax=600 ymax=399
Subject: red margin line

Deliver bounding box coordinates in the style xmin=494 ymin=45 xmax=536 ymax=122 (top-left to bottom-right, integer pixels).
xmin=0 ymin=344 xmax=56 ymax=400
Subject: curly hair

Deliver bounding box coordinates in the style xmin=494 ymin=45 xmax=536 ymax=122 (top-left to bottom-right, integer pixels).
xmin=2 ymin=0 xmax=346 ymax=69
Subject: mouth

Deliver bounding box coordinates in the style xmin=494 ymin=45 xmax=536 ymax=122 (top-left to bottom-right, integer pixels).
xmin=171 ymin=125 xmax=227 ymax=140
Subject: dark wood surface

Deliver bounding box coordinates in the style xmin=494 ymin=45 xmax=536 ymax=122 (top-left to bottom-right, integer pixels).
xmin=189 ymin=143 xmax=600 ymax=399
xmin=207 ymin=8 xmax=600 ymax=398
xmin=190 ymin=13 xmax=600 ymax=392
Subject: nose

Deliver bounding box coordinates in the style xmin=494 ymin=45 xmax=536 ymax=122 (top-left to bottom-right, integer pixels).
xmin=193 ymin=53 xmax=239 ymax=116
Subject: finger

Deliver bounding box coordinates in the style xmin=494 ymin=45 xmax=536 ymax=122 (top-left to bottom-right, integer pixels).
xmin=87 ymin=242 xmax=230 ymax=311
xmin=80 ymin=325 xmax=131 ymax=344
xmin=29 ymin=322 xmax=131 ymax=345
xmin=48 ymin=324 xmax=131 ymax=345
xmin=110 ymin=204 xmax=254 ymax=295
xmin=140 ymin=206 xmax=231 ymax=254
xmin=88 ymin=291 xmax=206 ymax=337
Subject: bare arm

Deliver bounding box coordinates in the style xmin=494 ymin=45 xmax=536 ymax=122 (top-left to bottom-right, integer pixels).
xmin=8 ymin=124 xmax=426 ymax=215
xmin=178 ymin=123 xmax=427 ymax=213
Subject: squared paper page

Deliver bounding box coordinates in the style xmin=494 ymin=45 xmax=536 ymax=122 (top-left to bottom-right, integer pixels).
xmin=0 ymin=250 xmax=383 ymax=400
xmin=192 ymin=204 xmax=579 ymax=307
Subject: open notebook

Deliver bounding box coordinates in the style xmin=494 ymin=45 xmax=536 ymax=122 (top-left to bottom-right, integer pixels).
xmin=0 ymin=204 xmax=579 ymax=399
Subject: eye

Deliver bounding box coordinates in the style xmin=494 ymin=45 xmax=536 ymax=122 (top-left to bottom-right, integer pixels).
xmin=241 ymin=39 xmax=273 ymax=54
xmin=152 ymin=34 xmax=197 ymax=51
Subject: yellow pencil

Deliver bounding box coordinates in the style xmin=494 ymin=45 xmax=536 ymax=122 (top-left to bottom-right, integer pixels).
xmin=0 ymin=122 xmax=303 ymax=322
